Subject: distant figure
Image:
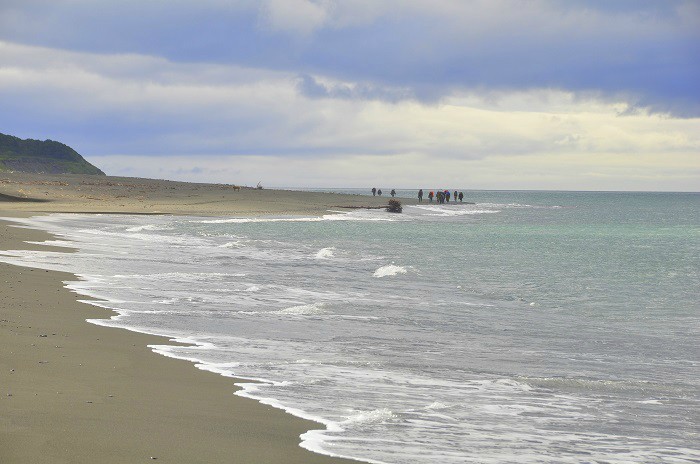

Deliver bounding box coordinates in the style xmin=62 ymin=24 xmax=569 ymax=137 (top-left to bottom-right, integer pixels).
xmin=458 ymin=191 xmax=464 ymax=202
xmin=454 ymin=191 xmax=458 ymax=201
xmin=418 ymin=189 xmax=423 ymax=202
xmin=445 ymin=190 xmax=450 ymax=202
xmin=377 ymin=189 xmax=383 ymax=196
xmin=372 ymin=187 xmax=377 ymax=196
xmin=428 ymin=191 xmax=434 ymax=202
xmin=390 ymin=189 xmax=396 ymax=197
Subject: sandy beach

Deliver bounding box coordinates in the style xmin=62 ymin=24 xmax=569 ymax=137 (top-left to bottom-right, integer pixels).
xmin=0 ymin=172 xmax=403 ymax=216
xmin=0 ymin=172 xmax=405 ymax=464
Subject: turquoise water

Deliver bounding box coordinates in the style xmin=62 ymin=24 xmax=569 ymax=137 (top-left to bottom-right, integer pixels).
xmin=1 ymin=191 xmax=698 ymax=463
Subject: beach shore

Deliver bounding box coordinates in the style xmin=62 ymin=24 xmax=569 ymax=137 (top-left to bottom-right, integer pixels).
xmin=0 ymin=172 xmax=400 ymax=464
xmin=0 ymin=172 xmax=404 ymax=216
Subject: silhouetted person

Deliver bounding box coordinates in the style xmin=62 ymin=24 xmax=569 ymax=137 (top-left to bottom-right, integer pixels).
xmin=418 ymin=189 xmax=423 ymax=202
xmin=458 ymin=191 xmax=464 ymax=202
xmin=372 ymin=187 xmax=376 ymax=196
xmin=390 ymin=189 xmax=396 ymax=197
xmin=377 ymin=189 xmax=382 ymax=196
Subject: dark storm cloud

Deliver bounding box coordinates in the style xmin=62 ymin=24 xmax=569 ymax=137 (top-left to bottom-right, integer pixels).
xmin=296 ymin=74 xmax=413 ymax=102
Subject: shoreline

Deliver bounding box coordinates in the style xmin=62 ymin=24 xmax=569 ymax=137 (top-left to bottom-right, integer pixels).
xmin=1 ymin=214 xmax=360 ymax=464
xmin=0 ymin=192 xmax=365 ymax=462
xmin=0 ymin=172 xmax=410 ymax=216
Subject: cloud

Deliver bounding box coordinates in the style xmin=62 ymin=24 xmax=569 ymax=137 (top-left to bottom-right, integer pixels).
xmin=296 ymin=73 xmax=413 ymax=101
xmin=0 ymin=1 xmax=697 ymax=115
xmin=260 ymin=0 xmax=329 ymax=36
xmin=0 ymin=43 xmax=700 ymax=167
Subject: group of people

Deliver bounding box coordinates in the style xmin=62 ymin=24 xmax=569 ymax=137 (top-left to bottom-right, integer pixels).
xmin=418 ymin=189 xmax=464 ymax=203
xmin=371 ymin=188 xmax=466 ymax=203
xmin=371 ymin=187 xmax=397 ymax=197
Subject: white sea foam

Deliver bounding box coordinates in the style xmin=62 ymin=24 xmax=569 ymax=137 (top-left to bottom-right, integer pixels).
xmin=193 ymin=211 xmax=401 ymax=224
xmin=334 ymin=315 xmax=380 ymax=321
xmin=425 ymin=402 xmax=451 ymax=410
xmin=373 ymin=264 xmax=408 ymax=277
xmin=409 ymin=205 xmax=501 ymax=216
xmin=219 ymin=240 xmax=247 ymax=248
xmin=125 ymin=224 xmax=171 ymax=232
xmin=315 ymin=247 xmax=336 ymax=259
xmin=275 ymin=302 xmax=327 ymax=316
xmin=195 ymin=216 xmax=329 ymax=224
xmin=478 ymin=202 xmax=533 ymax=208
xmin=111 ymin=272 xmax=241 ymax=281
xmin=343 ymin=408 xmax=398 ymax=427
xmin=24 ymin=239 xmax=75 ymax=248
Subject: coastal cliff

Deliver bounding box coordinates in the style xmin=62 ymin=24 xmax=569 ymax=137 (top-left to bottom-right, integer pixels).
xmin=0 ymin=133 xmax=104 ymax=175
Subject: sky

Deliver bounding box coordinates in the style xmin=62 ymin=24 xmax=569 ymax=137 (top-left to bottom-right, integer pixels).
xmin=0 ymin=0 xmax=698 ymax=190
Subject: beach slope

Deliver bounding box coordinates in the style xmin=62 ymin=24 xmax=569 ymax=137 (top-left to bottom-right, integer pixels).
xmin=0 ymin=172 xmax=379 ymax=463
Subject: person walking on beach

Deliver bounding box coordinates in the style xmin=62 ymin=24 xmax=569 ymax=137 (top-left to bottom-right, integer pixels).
xmin=445 ymin=190 xmax=450 ymax=202
xmin=390 ymin=189 xmax=396 ymax=197
xmin=454 ymin=191 xmax=458 ymax=202
xmin=372 ymin=187 xmax=376 ymax=196
xmin=377 ymin=189 xmax=382 ymax=196
xmin=458 ymin=191 xmax=464 ymax=202
xmin=428 ymin=191 xmax=434 ymax=203
xmin=418 ymin=189 xmax=423 ymax=202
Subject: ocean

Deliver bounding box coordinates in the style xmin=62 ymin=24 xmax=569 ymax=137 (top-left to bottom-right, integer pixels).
xmin=2 ymin=190 xmax=699 ymax=463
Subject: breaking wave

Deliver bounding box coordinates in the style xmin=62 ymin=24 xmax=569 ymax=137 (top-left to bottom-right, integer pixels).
xmin=373 ymin=264 xmax=408 ymax=277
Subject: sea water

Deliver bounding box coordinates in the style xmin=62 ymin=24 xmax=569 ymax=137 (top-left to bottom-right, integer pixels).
xmin=1 ymin=191 xmax=698 ymax=463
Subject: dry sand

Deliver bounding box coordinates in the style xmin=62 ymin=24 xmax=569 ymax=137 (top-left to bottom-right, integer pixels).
xmin=0 ymin=172 xmax=410 ymax=463
xmin=0 ymin=172 xmax=407 ymax=216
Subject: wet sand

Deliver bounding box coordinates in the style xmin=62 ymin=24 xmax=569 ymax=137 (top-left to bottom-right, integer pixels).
xmin=0 ymin=172 xmax=401 ymax=463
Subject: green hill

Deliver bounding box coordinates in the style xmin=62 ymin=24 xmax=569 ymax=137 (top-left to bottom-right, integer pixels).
xmin=0 ymin=133 xmax=105 ymax=175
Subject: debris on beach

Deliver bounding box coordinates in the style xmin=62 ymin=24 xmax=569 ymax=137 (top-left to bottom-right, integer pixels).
xmin=386 ymin=199 xmax=403 ymax=213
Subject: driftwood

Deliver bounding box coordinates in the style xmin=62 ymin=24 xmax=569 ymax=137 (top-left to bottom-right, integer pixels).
xmin=386 ymin=199 xmax=402 ymax=213
xmin=331 ymin=201 xmax=403 ymax=213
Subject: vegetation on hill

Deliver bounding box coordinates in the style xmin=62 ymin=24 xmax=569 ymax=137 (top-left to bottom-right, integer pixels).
xmin=0 ymin=133 xmax=105 ymax=175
